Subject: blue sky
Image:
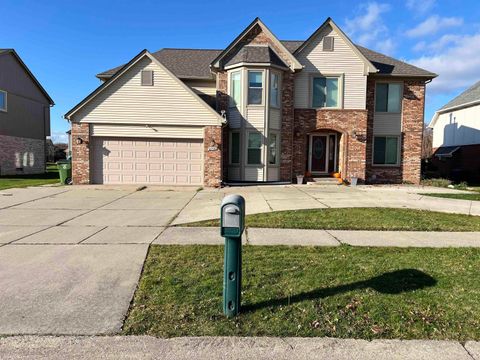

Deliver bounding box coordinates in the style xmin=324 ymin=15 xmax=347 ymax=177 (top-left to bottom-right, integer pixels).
xmin=3 ymin=0 xmax=480 ymax=143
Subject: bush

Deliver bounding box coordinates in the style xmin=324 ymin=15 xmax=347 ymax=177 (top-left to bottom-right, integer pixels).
xmin=421 ymin=178 xmax=452 ymax=188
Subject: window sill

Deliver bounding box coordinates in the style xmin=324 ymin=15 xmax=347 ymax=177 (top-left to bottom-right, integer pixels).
xmin=374 ymin=111 xmax=401 ymax=115
xmin=372 ymin=164 xmax=401 ymax=168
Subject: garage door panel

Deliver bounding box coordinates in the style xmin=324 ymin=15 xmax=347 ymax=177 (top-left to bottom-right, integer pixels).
xmin=92 ymin=137 xmax=203 ymax=185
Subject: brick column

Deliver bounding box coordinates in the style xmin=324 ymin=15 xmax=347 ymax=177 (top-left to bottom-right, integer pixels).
xmin=204 ymin=125 xmax=223 ymax=187
xmin=280 ymin=72 xmax=295 ymax=181
xmin=71 ymin=122 xmax=90 ymax=185
xmin=402 ymin=80 xmax=425 ymax=184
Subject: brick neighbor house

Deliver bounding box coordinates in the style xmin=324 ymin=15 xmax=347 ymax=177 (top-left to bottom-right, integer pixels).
xmin=0 ymin=49 xmax=54 ymax=175
xmin=64 ymin=17 xmax=436 ymax=186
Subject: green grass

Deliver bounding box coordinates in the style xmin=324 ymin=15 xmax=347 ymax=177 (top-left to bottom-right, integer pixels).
xmin=422 ymin=193 xmax=480 ymax=201
xmin=184 ymin=208 xmax=480 ymax=231
xmin=124 ymin=245 xmax=480 ymax=340
xmin=0 ymin=163 xmax=60 ymax=190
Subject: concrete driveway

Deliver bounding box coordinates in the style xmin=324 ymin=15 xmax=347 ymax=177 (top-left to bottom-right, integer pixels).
xmin=0 ymin=183 xmax=477 ymax=335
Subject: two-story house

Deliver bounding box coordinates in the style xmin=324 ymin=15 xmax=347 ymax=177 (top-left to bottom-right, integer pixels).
xmin=0 ymin=49 xmax=54 ymax=175
xmin=65 ymin=18 xmax=436 ymax=186
xmin=429 ymin=80 xmax=480 ymax=182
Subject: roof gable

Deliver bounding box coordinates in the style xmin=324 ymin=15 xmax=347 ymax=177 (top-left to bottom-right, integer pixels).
xmin=294 ymin=18 xmax=378 ymax=75
xmin=65 ymin=50 xmax=224 ymax=125
xmin=440 ymin=80 xmax=480 ymax=111
xmin=0 ymin=49 xmax=54 ymax=105
xmin=210 ymin=18 xmax=303 ymax=72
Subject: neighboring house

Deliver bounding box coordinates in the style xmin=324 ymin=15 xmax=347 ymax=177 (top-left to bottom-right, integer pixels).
xmin=65 ymin=18 xmax=435 ymax=186
xmin=429 ymin=80 xmax=480 ymax=182
xmin=0 ymin=49 xmax=54 ymax=175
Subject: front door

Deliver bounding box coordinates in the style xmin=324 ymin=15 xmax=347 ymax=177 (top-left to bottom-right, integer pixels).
xmin=310 ymin=135 xmax=328 ymax=173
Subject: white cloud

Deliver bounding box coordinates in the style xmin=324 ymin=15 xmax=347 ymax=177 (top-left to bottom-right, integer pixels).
xmin=413 ymin=34 xmax=461 ymax=52
xmin=410 ymin=33 xmax=480 ymax=94
xmin=344 ymin=2 xmax=395 ymax=54
xmin=406 ymin=15 xmax=463 ymax=37
xmin=406 ymin=0 xmax=436 ymax=15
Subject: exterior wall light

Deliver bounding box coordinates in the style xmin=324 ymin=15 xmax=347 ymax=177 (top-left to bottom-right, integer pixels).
xmin=76 ymin=137 xmax=83 ymax=145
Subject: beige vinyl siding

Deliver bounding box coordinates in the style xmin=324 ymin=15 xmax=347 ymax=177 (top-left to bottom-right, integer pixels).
xmin=245 ymin=167 xmax=263 ymax=181
xmin=91 ymin=124 xmax=204 ymax=139
xmin=182 ymin=79 xmax=216 ymax=96
xmin=294 ymin=25 xmax=367 ymax=109
xmin=269 ymin=108 xmax=281 ymax=130
xmin=228 ymin=107 xmax=242 ymax=128
xmin=73 ymin=57 xmax=220 ymax=126
xmin=373 ymin=113 xmax=402 ymax=135
xmin=246 ymin=106 xmax=265 ymax=128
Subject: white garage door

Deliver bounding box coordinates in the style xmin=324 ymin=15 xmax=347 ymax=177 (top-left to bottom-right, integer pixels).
xmin=91 ymin=137 xmax=203 ymax=185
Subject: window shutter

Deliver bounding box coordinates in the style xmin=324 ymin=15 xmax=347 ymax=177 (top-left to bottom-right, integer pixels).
xmin=141 ymin=70 xmax=153 ymax=86
xmin=323 ymin=36 xmax=334 ymax=51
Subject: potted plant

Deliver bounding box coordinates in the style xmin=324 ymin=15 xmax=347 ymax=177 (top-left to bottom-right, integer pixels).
xmin=296 ymin=174 xmax=304 ymax=185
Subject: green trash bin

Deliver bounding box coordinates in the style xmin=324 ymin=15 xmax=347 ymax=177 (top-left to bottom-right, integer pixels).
xmin=56 ymin=159 xmax=72 ymax=185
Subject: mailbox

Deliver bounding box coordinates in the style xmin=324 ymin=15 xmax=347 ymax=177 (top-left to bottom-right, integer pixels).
xmin=220 ymin=195 xmax=245 ymax=238
xmin=220 ymin=194 xmax=245 ymax=318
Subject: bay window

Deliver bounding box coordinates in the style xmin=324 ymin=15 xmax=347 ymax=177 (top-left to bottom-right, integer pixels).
xmin=230 ymin=132 xmax=240 ymax=164
xmin=247 ymin=132 xmax=262 ymax=164
xmin=270 ymin=72 xmax=280 ymax=107
xmin=248 ymin=71 xmax=263 ymax=105
xmin=229 ymin=71 xmax=241 ymax=107
xmin=268 ymin=133 xmax=278 ymax=165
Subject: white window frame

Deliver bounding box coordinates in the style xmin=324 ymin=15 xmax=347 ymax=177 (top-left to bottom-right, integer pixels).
xmin=310 ymin=74 xmax=343 ymax=109
xmin=374 ymin=81 xmax=403 ymax=114
xmin=229 ymin=131 xmax=241 ymax=165
xmin=268 ymin=132 xmax=280 ymax=166
xmin=372 ymin=135 xmax=401 ymax=167
xmin=229 ymin=70 xmax=242 ymax=108
xmin=0 ymin=90 xmax=7 ymax=112
xmin=247 ymin=70 xmax=264 ymax=106
xmin=269 ymin=71 xmax=280 ymax=108
xmin=246 ymin=131 xmax=263 ymax=166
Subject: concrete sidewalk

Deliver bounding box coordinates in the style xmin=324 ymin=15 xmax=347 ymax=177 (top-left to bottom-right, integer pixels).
xmin=154 ymin=227 xmax=480 ymax=248
xmin=0 ymin=336 xmax=478 ymax=360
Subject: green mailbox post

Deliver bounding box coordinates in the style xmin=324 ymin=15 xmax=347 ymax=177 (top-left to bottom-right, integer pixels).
xmin=220 ymin=194 xmax=245 ymax=318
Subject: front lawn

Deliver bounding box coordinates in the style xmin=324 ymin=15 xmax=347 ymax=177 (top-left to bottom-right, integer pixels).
xmin=0 ymin=164 xmax=60 ymax=190
xmin=421 ymin=193 xmax=480 ymax=201
xmin=124 ymin=245 xmax=480 ymax=340
xmin=184 ymin=208 xmax=480 ymax=231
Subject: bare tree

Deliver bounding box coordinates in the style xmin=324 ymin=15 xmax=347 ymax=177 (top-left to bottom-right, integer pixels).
xmin=422 ymin=126 xmax=433 ymax=159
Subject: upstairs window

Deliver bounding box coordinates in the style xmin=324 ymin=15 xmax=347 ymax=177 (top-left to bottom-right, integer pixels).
xmin=0 ymin=90 xmax=7 ymax=112
xmin=375 ymin=83 xmax=402 ymax=113
xmin=312 ymin=77 xmax=339 ymax=108
xmin=248 ymin=71 xmax=263 ymax=105
xmin=229 ymin=71 xmax=241 ymax=107
xmin=141 ymin=70 xmax=153 ymax=86
xmin=270 ymin=72 xmax=280 ymax=107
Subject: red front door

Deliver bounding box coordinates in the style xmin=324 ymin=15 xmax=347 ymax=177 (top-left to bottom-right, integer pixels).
xmin=310 ymin=135 xmax=327 ymax=173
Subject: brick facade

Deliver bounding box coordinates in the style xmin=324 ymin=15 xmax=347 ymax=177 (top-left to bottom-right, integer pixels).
xmin=71 ymin=122 xmax=90 ymax=185
xmin=0 ymin=135 xmax=46 ymax=175
xmin=280 ymin=72 xmax=295 ymax=181
xmin=203 ymin=125 xmax=223 ymax=187
xmin=293 ymin=109 xmax=368 ymax=182
xmin=366 ymin=78 xmax=425 ymax=184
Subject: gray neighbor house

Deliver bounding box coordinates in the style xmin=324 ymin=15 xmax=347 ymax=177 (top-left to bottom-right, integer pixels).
xmin=0 ymin=49 xmax=54 ymax=175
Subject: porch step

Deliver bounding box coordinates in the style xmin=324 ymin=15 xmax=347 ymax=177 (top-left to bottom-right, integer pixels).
xmin=307 ymin=177 xmax=341 ymax=185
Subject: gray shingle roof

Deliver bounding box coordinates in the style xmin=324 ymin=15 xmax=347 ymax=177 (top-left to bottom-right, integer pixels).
xmin=96 ymin=41 xmax=436 ymax=80
xmin=355 ymin=45 xmax=436 ymax=77
xmin=439 ymin=80 xmax=480 ymax=111
xmin=224 ymin=45 xmax=289 ymax=68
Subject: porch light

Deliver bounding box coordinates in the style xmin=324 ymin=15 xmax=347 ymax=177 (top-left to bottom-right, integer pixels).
xmin=76 ymin=137 xmax=83 ymax=145
xmin=350 ymin=129 xmax=357 ymax=139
